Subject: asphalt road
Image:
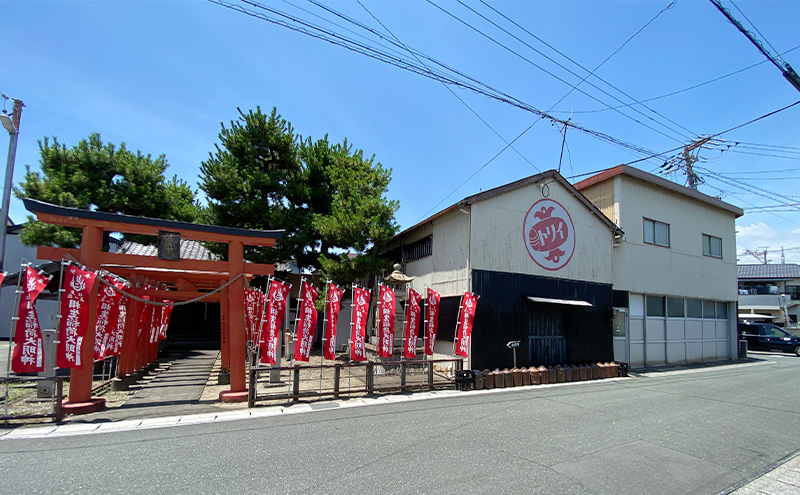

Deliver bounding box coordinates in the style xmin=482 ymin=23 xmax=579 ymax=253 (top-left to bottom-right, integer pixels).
xmin=1 ymin=353 xmax=799 ymax=495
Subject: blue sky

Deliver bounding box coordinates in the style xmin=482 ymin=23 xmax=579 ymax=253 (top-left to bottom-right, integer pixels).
xmin=2 ymin=0 xmax=800 ymax=263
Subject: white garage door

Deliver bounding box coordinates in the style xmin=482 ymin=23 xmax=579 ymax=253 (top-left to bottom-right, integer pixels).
xmin=628 ymin=294 xmax=731 ymax=367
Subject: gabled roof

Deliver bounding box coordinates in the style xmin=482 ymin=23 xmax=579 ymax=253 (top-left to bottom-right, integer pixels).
xmin=738 ymin=263 xmax=800 ymax=280
xmin=573 ymin=165 xmax=744 ymax=218
xmin=394 ymin=169 xmax=623 ymax=240
xmin=23 ymin=198 xmax=284 ymax=241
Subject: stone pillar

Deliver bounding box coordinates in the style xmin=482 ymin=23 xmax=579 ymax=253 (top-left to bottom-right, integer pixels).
xmin=37 ymin=329 xmax=57 ymax=398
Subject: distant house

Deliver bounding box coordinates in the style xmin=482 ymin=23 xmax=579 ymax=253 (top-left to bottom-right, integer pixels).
xmin=737 ymin=264 xmax=800 ymax=326
xmin=383 ymin=165 xmax=743 ymax=370
xmin=0 ymin=224 xmax=59 ymax=339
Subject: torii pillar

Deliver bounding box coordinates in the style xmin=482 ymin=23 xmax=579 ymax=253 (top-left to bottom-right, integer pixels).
xmin=21 ymin=198 xmax=283 ymax=411
xmin=219 ymin=240 xmax=247 ymax=401
xmin=62 ymin=224 xmax=106 ymax=415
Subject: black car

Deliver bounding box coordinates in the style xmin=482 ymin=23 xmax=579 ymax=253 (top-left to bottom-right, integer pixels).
xmin=739 ymin=322 xmax=800 ymax=357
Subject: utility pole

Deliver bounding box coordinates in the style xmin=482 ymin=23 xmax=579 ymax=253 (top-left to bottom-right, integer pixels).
xmin=0 ymin=97 xmax=23 ymax=275
xmin=743 ymin=248 xmax=768 ymax=264
xmin=709 ymin=0 xmax=800 ymax=94
xmin=682 ymin=145 xmax=699 ymax=190
xmin=679 ymin=137 xmax=712 ymax=190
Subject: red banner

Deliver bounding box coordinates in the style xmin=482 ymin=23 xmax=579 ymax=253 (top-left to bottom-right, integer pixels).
xmin=158 ymin=300 xmax=173 ymax=340
xmin=293 ymin=281 xmax=319 ymax=362
xmin=260 ymin=279 xmax=290 ymax=365
xmin=350 ymin=286 xmax=370 ymax=362
xmin=455 ymin=291 xmax=478 ymax=357
xmin=11 ymin=267 xmax=52 ymax=373
xmin=94 ymin=277 xmax=123 ymax=360
xmin=244 ymin=287 xmax=265 ymax=342
xmin=150 ymin=304 xmax=163 ymax=344
xmin=56 ymin=265 xmax=98 ymax=370
xmin=139 ymin=296 xmax=153 ymax=343
xmin=425 ymin=288 xmax=441 ymax=356
xmin=107 ymin=281 xmax=128 ymax=357
xmin=403 ymin=288 xmax=422 ymax=359
xmin=377 ymin=284 xmax=395 ymax=358
xmin=323 ymin=283 xmax=344 ymax=361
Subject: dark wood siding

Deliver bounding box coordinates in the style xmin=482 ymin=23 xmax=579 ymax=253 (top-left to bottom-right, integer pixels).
xmin=470 ymin=269 xmax=614 ymax=370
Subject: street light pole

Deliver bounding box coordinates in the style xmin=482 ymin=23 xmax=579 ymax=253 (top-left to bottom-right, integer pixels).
xmin=0 ymin=98 xmax=23 ymax=274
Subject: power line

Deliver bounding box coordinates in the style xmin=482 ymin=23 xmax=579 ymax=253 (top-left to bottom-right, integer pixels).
xmin=476 ymin=0 xmax=693 ymax=139
xmin=722 ymin=149 xmax=800 ymax=161
xmin=409 ymin=0 xmax=678 ymax=223
xmin=550 ymin=44 xmax=800 ymax=114
xmin=427 ymin=0 xmax=692 ymax=144
xmin=717 ymin=176 xmax=800 ymax=181
xmin=729 ymin=0 xmax=782 ymax=59
xmin=712 ymin=167 xmax=800 ymax=175
xmin=414 ymin=122 xmax=537 ymax=222
xmin=639 ymin=99 xmax=800 ymax=170
xmin=354 ymin=0 xmax=541 ymax=173
xmin=210 ymin=0 xmax=667 ymax=161
xmin=709 ymin=0 xmax=800 ymax=93
xmin=732 ymin=140 xmax=800 ymax=153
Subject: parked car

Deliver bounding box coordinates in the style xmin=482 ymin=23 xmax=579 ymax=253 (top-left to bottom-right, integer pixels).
xmin=739 ymin=322 xmax=800 ymax=357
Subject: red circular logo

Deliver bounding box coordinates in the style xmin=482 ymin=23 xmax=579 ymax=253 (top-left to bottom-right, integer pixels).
xmin=522 ymin=198 xmax=575 ymax=271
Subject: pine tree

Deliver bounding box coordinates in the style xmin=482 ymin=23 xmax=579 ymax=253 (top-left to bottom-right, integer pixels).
xmin=15 ymin=133 xmax=200 ymax=248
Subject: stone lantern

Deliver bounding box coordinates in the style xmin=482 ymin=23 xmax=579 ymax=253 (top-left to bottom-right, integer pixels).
xmin=383 ymin=264 xmax=414 ymax=352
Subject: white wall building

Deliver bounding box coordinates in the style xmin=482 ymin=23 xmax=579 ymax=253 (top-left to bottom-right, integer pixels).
xmin=385 ymin=166 xmax=743 ymax=370
xmin=575 ymin=165 xmax=743 ymax=367
xmin=384 ymin=170 xmax=622 ymax=370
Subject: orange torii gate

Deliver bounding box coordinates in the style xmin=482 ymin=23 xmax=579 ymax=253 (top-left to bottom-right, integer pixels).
xmin=23 ymin=199 xmax=283 ymax=415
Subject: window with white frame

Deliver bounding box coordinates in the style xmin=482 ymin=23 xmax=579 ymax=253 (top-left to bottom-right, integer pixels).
xmin=702 ymin=234 xmax=722 ymax=258
xmin=643 ymin=218 xmax=670 ymax=247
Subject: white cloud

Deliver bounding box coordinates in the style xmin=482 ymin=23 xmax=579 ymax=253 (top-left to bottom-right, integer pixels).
xmin=737 ymin=221 xmax=800 ymax=264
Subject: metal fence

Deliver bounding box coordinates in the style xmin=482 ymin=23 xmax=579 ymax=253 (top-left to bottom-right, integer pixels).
xmin=248 ymin=358 xmax=463 ymax=407
xmin=91 ymin=355 xmax=120 ymax=393
xmin=1 ymin=376 xmax=65 ymax=423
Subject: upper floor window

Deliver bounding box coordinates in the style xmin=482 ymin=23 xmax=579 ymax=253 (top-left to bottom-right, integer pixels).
xmin=402 ymin=235 xmax=432 ymax=263
xmin=643 ymin=218 xmax=670 ymax=247
xmin=702 ymin=234 xmax=722 ymax=258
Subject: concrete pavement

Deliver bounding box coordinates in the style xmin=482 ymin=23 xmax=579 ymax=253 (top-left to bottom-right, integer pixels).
xmin=727 ymin=451 xmax=800 ymax=495
xmin=2 ymin=346 xmax=800 ymax=493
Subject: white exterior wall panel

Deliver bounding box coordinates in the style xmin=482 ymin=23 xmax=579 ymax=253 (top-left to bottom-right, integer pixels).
xmin=402 ymin=210 xmax=470 ymax=297
xmin=469 ymin=181 xmax=614 ymax=285
xmin=581 ymin=173 xmax=739 ymax=367
xmin=612 ymin=177 xmax=738 ymax=301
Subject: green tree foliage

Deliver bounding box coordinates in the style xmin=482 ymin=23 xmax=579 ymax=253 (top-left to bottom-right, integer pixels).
xmin=200 ymin=107 xmax=399 ymax=284
xmin=15 ymin=133 xmax=201 ymax=247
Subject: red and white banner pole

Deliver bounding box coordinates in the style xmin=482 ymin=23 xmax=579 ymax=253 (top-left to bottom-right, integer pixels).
xmin=453 ymin=291 xmax=479 ymax=368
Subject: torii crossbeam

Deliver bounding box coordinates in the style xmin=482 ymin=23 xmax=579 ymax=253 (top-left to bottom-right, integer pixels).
xmin=23 ymin=199 xmax=283 ymax=415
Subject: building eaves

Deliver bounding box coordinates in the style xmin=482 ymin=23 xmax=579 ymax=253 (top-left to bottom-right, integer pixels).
xmin=573 ymin=165 xmax=744 ymax=218
xmin=392 ymin=169 xmax=623 ymax=242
